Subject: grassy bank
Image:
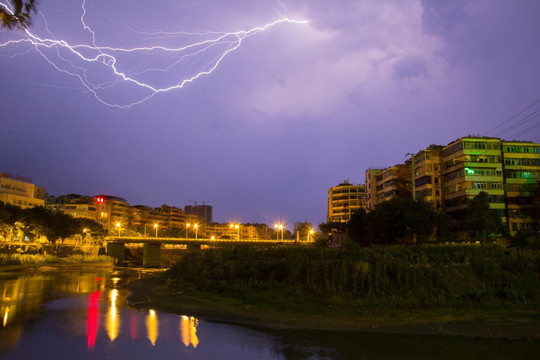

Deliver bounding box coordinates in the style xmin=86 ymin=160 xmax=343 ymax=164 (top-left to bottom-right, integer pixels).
xmin=0 ymin=253 xmax=113 ymax=266
xmin=165 ymin=244 xmax=540 ymax=319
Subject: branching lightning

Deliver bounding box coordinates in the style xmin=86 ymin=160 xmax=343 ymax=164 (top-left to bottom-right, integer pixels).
xmin=0 ymin=0 xmax=309 ymax=108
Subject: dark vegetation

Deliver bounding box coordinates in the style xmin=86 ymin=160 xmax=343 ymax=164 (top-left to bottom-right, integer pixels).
xmin=166 ymin=244 xmax=540 ymax=316
xmin=0 ymin=0 xmax=39 ymax=29
xmin=0 ymin=202 xmax=105 ymax=243
xmin=321 ymin=192 xmax=517 ymax=246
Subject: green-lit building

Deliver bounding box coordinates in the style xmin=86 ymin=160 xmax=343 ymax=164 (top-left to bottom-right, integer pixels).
xmin=502 ymin=141 xmax=540 ymax=232
xmin=440 ymin=136 xmax=539 ymax=233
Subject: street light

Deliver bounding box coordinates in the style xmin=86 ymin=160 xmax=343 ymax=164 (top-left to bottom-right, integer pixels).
xmin=308 ymin=229 xmax=314 ymax=241
xmin=186 ymin=223 xmax=190 ymax=239
xmin=230 ymin=223 xmax=240 ymax=240
xmin=116 ymin=222 xmax=121 ymax=236
xmin=154 ymin=223 xmax=158 ymax=238
xmin=194 ymin=224 xmax=198 ymax=240
xmin=274 ymin=223 xmax=284 ymax=241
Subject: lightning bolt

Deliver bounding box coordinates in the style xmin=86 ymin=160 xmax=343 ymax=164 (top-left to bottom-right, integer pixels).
xmin=0 ymin=0 xmax=309 ymax=108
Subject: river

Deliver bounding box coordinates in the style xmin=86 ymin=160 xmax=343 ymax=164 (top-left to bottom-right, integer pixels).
xmin=0 ymin=268 xmax=539 ymax=360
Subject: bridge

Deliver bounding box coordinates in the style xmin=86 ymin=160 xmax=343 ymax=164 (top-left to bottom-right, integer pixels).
xmin=104 ymin=236 xmax=314 ymax=267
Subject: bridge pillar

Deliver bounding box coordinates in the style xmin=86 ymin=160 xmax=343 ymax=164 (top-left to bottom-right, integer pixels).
xmin=143 ymin=243 xmax=162 ymax=267
xmin=186 ymin=244 xmax=201 ymax=253
xmin=106 ymin=242 xmax=125 ymax=262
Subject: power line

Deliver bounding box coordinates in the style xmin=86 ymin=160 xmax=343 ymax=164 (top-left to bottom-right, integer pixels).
xmin=485 ymin=98 xmax=540 ymax=135
xmin=493 ymin=109 xmax=540 ymax=138
xmin=505 ymin=121 xmax=540 ymax=140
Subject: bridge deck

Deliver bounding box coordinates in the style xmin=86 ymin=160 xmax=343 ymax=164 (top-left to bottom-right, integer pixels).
xmin=105 ymin=236 xmax=313 ymax=246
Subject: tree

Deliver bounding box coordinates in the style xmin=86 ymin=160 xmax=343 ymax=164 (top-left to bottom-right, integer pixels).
xmin=467 ymin=191 xmax=506 ymax=240
xmin=0 ymin=0 xmax=39 ymax=30
xmin=347 ymin=198 xmax=449 ymax=245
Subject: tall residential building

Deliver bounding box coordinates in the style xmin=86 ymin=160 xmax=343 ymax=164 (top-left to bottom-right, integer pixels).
xmin=158 ymin=205 xmax=186 ymax=229
xmin=365 ymin=168 xmax=384 ymax=211
xmin=327 ymin=179 xmax=366 ymax=223
xmin=46 ymin=194 xmax=98 ymax=221
xmin=0 ymin=172 xmax=45 ymax=209
xmin=184 ymin=204 xmax=213 ymax=224
xmin=502 ymin=141 xmax=540 ymax=232
xmin=412 ymin=145 xmax=444 ymax=210
xmin=441 ymin=137 xmax=506 ymax=228
xmin=365 ymin=164 xmax=411 ymax=211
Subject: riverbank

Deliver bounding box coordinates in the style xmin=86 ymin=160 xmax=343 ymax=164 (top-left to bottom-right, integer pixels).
xmin=125 ymin=274 xmax=540 ymax=339
xmin=0 ymin=253 xmax=114 ymax=273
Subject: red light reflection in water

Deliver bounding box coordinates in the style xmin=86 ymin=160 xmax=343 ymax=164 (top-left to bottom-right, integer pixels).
xmin=130 ymin=312 xmax=137 ymax=340
xmin=87 ymin=291 xmax=101 ymax=349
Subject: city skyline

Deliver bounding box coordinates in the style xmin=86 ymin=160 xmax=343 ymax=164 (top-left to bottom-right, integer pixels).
xmin=1 ymin=0 xmax=539 ymax=226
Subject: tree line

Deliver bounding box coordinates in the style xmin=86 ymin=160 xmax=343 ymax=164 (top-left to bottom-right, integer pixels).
xmin=321 ymin=191 xmax=539 ymax=246
xmin=0 ymin=202 xmax=104 ymax=243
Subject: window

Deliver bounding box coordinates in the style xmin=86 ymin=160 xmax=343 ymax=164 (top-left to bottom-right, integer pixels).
xmin=474 ymin=182 xmax=487 ymax=189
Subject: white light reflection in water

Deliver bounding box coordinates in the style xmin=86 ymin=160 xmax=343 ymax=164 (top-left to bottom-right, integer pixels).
xmin=107 ymin=289 xmax=120 ymax=341
xmin=146 ymin=309 xmax=159 ymax=346
xmin=180 ymin=315 xmax=199 ymax=348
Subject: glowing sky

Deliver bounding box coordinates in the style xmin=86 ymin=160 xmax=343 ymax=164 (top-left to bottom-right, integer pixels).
xmin=1 ymin=0 xmax=539 ymax=227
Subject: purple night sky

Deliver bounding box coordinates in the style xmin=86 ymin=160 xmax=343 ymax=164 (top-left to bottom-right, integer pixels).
xmin=1 ymin=0 xmax=539 ymax=229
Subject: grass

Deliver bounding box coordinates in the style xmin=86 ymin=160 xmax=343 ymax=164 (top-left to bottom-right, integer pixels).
xmin=0 ymin=253 xmax=113 ymax=266
xmin=164 ymin=244 xmax=540 ymax=318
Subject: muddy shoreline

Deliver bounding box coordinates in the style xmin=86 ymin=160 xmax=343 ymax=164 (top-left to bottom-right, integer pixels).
xmin=124 ymin=274 xmax=540 ymax=339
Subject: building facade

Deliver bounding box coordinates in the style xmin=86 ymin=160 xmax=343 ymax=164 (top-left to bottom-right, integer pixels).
xmin=0 ymin=172 xmax=45 ymax=209
xmin=364 ymin=165 xmax=411 ymax=211
xmin=412 ymin=146 xmax=444 ymax=210
xmin=441 ymin=137 xmax=506 ymax=228
xmin=327 ymin=179 xmax=366 ymax=223
xmin=501 ymin=141 xmax=540 ymax=232
xmin=184 ymin=204 xmax=213 ymax=224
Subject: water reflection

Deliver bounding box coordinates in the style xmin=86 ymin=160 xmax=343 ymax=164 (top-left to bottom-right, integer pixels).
xmin=107 ymin=289 xmax=120 ymax=341
xmin=1 ymin=271 xmax=539 ymax=360
xmin=146 ymin=309 xmax=158 ymax=346
xmin=87 ymin=291 xmax=100 ymax=349
xmin=180 ymin=315 xmax=199 ymax=348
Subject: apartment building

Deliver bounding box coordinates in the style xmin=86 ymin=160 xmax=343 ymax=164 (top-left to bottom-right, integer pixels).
xmin=327 ymin=179 xmax=366 ymax=223
xmin=46 ymin=194 xmax=98 ymax=221
xmin=365 ymin=168 xmax=383 ymax=211
xmin=184 ymin=204 xmax=213 ymax=223
xmin=412 ymin=146 xmax=444 ymax=210
xmin=364 ymin=164 xmax=411 ymax=211
xmin=0 ymin=172 xmax=45 ymax=209
xmin=441 ymin=137 xmax=506 ymax=228
xmin=502 ymin=140 xmax=540 ymax=232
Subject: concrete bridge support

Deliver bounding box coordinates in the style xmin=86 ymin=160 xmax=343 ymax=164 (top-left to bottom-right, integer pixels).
xmin=106 ymin=242 xmax=125 ymax=262
xmin=143 ymin=243 xmax=162 ymax=267
xmin=186 ymin=244 xmax=201 ymax=253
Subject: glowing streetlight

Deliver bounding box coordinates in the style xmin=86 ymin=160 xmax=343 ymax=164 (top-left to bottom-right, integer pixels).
xmin=230 ymin=223 xmax=240 ymax=240
xmin=116 ymin=222 xmax=121 ymax=236
xmin=154 ymin=223 xmax=158 ymax=238
xmin=194 ymin=224 xmax=198 ymax=239
xmin=274 ymin=223 xmax=284 ymax=241
xmin=308 ymin=229 xmax=314 ymax=241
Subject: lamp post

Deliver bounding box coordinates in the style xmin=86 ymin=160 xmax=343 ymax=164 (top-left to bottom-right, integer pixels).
xmin=194 ymin=224 xmax=198 ymax=240
xmin=154 ymin=223 xmax=158 ymax=238
xmin=116 ymin=222 xmax=121 ymax=236
xmin=308 ymin=229 xmax=314 ymax=241
xmin=274 ymin=223 xmax=284 ymax=241
xmin=230 ymin=223 xmax=240 ymax=240
xmin=186 ymin=223 xmax=190 ymax=239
